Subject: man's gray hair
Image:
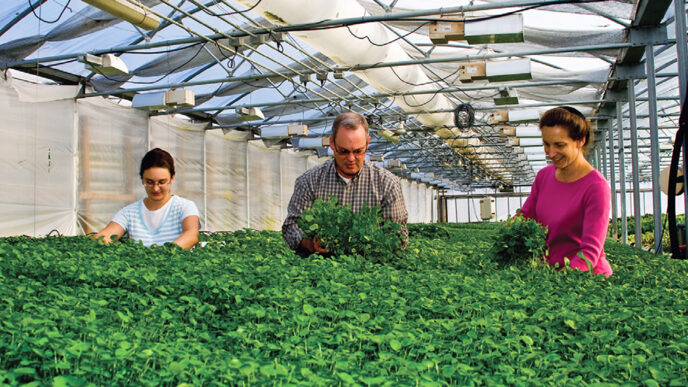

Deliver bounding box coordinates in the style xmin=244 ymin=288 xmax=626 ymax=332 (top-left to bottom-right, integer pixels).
xmin=331 ymin=111 xmax=369 ymax=141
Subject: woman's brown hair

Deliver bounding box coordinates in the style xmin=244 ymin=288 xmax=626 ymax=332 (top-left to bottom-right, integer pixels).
xmin=539 ymin=106 xmax=593 ymax=152
xmin=139 ymin=148 xmax=175 ymax=178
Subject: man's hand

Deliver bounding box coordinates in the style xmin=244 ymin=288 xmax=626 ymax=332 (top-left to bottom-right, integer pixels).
xmin=300 ymin=237 xmax=329 ymax=254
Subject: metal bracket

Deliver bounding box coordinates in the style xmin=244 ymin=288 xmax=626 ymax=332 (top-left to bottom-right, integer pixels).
xmin=628 ymin=25 xmax=668 ymax=46
xmin=613 ymin=63 xmax=646 ymax=80
xmin=598 ymin=105 xmax=617 ymax=118
xmin=603 ymin=88 xmax=629 ymax=102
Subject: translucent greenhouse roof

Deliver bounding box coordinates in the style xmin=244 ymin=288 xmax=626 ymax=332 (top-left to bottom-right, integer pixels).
xmin=0 ymin=0 xmax=684 ymax=191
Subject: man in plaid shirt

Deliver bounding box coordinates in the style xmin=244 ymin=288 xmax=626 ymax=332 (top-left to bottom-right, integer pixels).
xmin=282 ymin=111 xmax=409 ymax=255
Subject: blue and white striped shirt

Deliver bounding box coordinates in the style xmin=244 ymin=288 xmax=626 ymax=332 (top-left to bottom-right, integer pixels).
xmin=112 ymin=195 xmax=199 ymax=246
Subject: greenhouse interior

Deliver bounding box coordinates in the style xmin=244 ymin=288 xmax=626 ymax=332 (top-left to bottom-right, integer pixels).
xmin=1 ymin=0 xmax=688 ymax=385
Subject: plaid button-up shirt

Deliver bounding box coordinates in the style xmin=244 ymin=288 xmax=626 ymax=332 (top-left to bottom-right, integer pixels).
xmin=282 ymin=159 xmax=408 ymax=250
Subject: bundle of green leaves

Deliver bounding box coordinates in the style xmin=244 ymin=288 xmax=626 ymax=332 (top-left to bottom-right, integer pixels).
xmin=297 ymin=195 xmax=404 ymax=261
xmin=488 ymin=215 xmax=548 ymax=268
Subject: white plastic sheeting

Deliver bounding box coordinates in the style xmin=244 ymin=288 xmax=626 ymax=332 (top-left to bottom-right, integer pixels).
xmin=77 ymin=95 xmax=148 ymax=233
xmin=0 ymin=75 xmax=435 ymax=237
xmin=401 ymin=180 xmax=435 ymax=223
xmin=0 ymin=74 xmax=78 ymax=236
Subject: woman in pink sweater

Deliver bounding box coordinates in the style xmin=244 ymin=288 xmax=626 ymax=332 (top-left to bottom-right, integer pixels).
xmin=520 ymin=106 xmax=613 ymax=276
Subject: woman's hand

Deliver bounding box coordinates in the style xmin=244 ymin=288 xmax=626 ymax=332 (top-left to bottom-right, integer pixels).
xmin=172 ymin=215 xmax=200 ymax=249
xmin=92 ymin=222 xmax=125 ymax=244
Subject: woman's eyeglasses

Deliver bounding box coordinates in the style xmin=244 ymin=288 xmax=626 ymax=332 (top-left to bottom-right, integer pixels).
xmin=144 ymin=180 xmax=170 ymax=187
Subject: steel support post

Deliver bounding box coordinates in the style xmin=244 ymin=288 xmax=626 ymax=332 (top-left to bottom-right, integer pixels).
xmin=601 ymin=130 xmax=609 ymax=181
xmin=494 ymin=195 xmax=498 ymax=222
xmin=628 ymin=82 xmax=643 ymax=249
xmin=617 ymin=102 xmax=629 ymax=244
xmin=467 ymin=197 xmax=471 ymax=223
xmin=675 ymin=0 xmax=688 ymax=101
xmin=202 ymin=131 xmax=208 ymax=230
xmin=455 ymin=198 xmax=459 ymax=223
xmin=608 ymin=124 xmax=619 ymax=240
xmin=646 ymin=44 xmax=663 ymax=253
xmin=674 ymin=0 xmax=688 ymax=248
xmin=600 ymin=130 xmax=609 ymax=235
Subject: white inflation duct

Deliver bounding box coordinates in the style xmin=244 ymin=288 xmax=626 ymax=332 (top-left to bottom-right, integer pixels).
xmin=236 ymin=0 xmax=454 ymax=129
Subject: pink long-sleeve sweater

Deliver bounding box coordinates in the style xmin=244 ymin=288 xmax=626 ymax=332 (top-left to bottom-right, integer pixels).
xmin=520 ymin=165 xmax=613 ymax=277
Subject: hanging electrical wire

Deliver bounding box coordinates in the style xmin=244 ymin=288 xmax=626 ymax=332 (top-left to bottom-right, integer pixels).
xmin=29 ymin=0 xmax=72 ymax=24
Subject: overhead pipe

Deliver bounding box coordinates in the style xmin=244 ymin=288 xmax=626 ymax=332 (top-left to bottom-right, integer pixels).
xmin=81 ymin=0 xmax=161 ymax=30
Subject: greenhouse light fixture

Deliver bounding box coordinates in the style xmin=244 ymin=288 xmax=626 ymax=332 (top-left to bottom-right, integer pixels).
xmin=236 ymin=107 xmax=265 ymax=121
xmin=420 ymin=173 xmax=435 ymax=183
xmin=384 ymin=159 xmax=403 ymax=169
xmin=486 ymin=59 xmax=531 ymax=82
xmin=487 ymin=110 xmax=508 ymax=124
xmin=260 ymin=124 xmax=308 ymax=139
xmin=165 ymin=88 xmax=195 ymax=108
xmin=293 ymin=136 xmax=329 ymax=149
xmin=457 ymin=62 xmax=486 ymax=83
xmin=465 ymin=14 xmax=524 ymax=44
xmin=82 ymin=0 xmax=161 ymax=30
xmin=395 ymin=121 xmax=406 ymax=135
xmin=132 ymin=89 xmax=196 ymax=110
xmin=379 ymin=129 xmax=400 ymax=143
xmin=499 ymin=126 xmax=516 ymax=137
xmin=260 ymin=127 xmax=286 ymax=139
xmin=368 ymin=153 xmax=384 ymax=162
xmin=507 ymin=109 xmax=540 ymax=124
xmin=78 ymin=53 xmax=128 ymax=75
xmin=428 ymin=14 xmax=465 ymax=44
xmin=131 ymin=91 xmax=167 ymax=111
xmin=315 ymin=147 xmax=334 ymax=157
xmin=493 ymin=87 xmax=518 ymax=105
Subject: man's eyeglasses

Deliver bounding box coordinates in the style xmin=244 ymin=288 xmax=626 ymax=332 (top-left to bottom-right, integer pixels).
xmin=333 ymin=143 xmax=367 ymax=157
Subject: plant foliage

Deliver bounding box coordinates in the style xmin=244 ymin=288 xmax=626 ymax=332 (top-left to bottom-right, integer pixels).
xmin=297 ymin=195 xmax=404 ymax=261
xmin=488 ymin=215 xmax=548 ymax=267
xmin=407 ymin=223 xmax=451 ymax=239
xmin=1 ymin=224 xmax=688 ymax=385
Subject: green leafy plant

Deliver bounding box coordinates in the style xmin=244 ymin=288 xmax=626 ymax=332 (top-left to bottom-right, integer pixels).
xmin=1 ymin=226 xmax=688 ymax=385
xmin=488 ymin=215 xmax=548 ymax=268
xmin=407 ymin=223 xmax=450 ymax=239
xmin=297 ymin=195 xmax=404 ymax=261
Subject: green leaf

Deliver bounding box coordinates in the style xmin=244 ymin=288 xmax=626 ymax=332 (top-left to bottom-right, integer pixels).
xmin=53 ymin=376 xmax=69 ymax=387
xmin=577 ymin=252 xmax=594 ymax=272
xmin=169 ymin=361 xmax=185 ymax=375
xmin=12 ymin=367 xmax=36 ymax=375
xmin=338 ymin=372 xmax=356 ymax=384
xmin=260 ymin=364 xmax=276 ymax=377
xmin=644 ymin=380 xmax=660 ymax=387
xmin=521 ymin=335 xmax=534 ymax=346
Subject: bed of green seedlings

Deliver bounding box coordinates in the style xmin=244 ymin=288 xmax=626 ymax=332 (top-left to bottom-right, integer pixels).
xmin=0 ymin=223 xmax=687 ymax=386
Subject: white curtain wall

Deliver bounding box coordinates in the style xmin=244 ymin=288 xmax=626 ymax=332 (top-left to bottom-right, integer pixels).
xmin=0 ymin=75 xmax=436 ymax=237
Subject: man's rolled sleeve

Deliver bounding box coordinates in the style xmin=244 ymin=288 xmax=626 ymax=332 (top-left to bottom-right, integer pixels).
xmin=381 ymin=176 xmax=409 ymax=245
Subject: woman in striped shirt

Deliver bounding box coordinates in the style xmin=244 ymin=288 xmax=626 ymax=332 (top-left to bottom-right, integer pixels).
xmin=94 ymin=148 xmax=200 ymax=249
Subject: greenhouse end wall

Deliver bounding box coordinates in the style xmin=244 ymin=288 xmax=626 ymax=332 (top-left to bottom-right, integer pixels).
xmin=0 ymin=75 xmax=436 ymax=237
